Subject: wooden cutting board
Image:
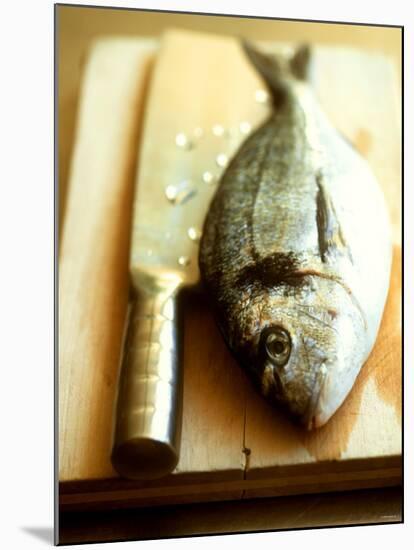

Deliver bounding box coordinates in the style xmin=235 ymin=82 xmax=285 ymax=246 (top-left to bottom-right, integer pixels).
xmin=59 ymin=30 xmax=401 ymax=511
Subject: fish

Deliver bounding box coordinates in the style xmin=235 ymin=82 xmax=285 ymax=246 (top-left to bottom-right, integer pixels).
xmin=198 ymin=41 xmax=392 ymax=429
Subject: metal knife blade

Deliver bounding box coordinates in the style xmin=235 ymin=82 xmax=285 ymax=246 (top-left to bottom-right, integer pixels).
xmin=111 ymin=29 xmax=271 ymax=479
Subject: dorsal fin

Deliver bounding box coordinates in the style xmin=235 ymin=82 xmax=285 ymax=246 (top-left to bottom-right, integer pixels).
xmin=315 ymin=172 xmax=352 ymax=263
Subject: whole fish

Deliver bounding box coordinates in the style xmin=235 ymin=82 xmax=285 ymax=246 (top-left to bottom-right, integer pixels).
xmin=199 ymin=42 xmax=392 ymax=429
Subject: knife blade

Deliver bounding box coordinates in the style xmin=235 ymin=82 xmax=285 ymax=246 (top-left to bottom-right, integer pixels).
xmin=111 ymin=29 xmax=271 ymax=479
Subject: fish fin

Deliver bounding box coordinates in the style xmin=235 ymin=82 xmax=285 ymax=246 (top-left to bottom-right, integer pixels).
xmin=241 ymin=40 xmax=312 ymax=104
xmin=289 ymin=44 xmax=311 ymax=80
xmin=315 ymin=173 xmax=353 ymax=263
xmin=241 ymin=39 xmax=285 ymax=102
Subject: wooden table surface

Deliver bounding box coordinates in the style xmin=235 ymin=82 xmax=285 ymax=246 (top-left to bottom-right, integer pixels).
xmin=57 ymin=13 xmax=402 ymax=539
xmin=59 ymin=30 xmax=401 ymax=514
xmin=59 ymin=486 xmax=402 ymax=544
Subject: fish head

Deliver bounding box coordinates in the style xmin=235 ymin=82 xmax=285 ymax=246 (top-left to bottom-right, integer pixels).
xmin=235 ymin=277 xmax=366 ymax=428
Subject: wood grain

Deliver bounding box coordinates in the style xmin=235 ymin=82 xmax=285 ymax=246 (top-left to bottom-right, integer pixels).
xmin=58 ymin=38 xmax=156 ymax=481
xmin=59 ymin=487 xmax=402 ymax=544
xmin=59 ymin=30 xmax=401 ymax=508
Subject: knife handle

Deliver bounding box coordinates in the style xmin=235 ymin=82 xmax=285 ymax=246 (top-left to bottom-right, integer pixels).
xmin=111 ymin=280 xmax=184 ymax=479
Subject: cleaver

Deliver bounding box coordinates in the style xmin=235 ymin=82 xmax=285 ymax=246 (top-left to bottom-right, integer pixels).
xmin=111 ymin=30 xmax=271 ymax=479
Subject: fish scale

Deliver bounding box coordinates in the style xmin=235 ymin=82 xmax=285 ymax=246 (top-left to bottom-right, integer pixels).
xmin=199 ymin=41 xmax=392 ymax=428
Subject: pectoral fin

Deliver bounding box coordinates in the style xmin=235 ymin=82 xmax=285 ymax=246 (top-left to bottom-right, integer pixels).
xmin=316 ymin=173 xmax=352 ymax=263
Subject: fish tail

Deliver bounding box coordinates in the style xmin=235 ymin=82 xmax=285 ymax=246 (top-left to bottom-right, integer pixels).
xmin=241 ymin=40 xmax=311 ymax=103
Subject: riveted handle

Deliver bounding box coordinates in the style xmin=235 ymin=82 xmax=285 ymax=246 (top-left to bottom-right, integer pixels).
xmin=111 ymin=281 xmax=184 ymax=479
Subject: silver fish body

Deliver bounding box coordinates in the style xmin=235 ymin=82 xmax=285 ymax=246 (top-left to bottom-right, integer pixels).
xmin=199 ymin=43 xmax=392 ymax=428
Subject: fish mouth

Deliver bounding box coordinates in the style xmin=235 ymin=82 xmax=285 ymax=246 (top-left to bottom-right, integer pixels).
xmin=300 ymin=364 xmax=328 ymax=430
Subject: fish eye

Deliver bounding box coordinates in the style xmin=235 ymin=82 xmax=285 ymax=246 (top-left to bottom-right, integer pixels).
xmin=262 ymin=327 xmax=291 ymax=367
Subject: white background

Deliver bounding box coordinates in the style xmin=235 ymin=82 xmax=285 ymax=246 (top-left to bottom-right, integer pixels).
xmin=0 ymin=0 xmax=411 ymax=548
